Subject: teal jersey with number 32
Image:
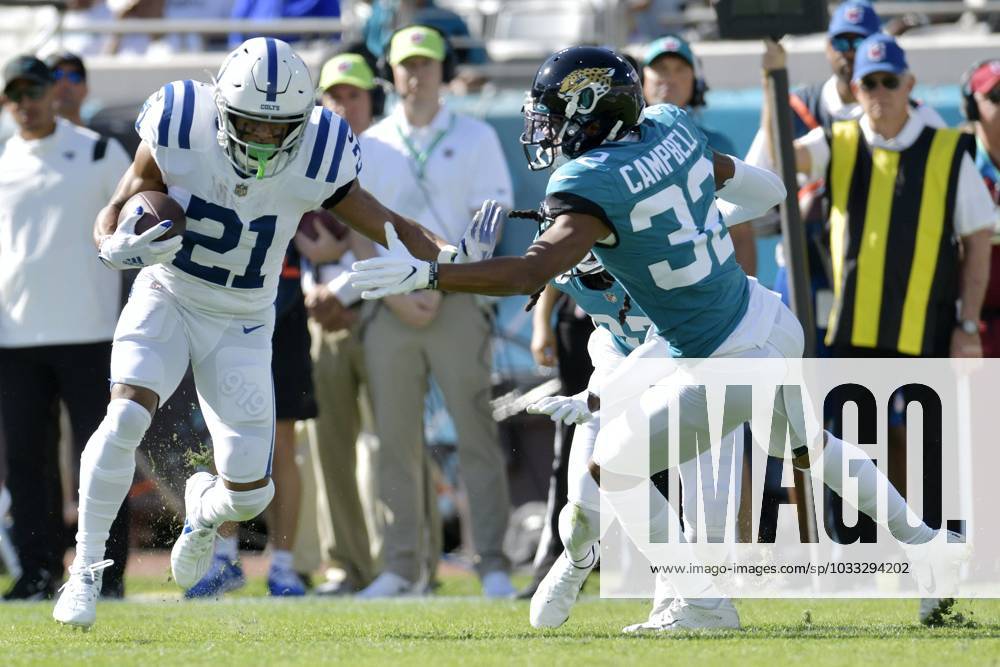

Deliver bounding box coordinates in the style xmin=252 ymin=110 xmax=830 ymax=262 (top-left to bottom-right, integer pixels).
xmin=544 ymin=104 xmax=749 ymax=357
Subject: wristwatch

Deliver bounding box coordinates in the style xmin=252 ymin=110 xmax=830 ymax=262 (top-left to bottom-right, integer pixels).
xmin=957 ymin=319 xmax=980 ymax=335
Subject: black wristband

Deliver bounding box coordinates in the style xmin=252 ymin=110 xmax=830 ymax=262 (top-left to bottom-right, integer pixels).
xmin=428 ymin=261 xmax=440 ymax=290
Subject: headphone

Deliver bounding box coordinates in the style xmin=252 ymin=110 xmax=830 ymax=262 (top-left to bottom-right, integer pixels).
xmin=961 ymin=58 xmax=995 ymax=122
xmin=378 ymin=24 xmax=458 ymax=85
xmin=690 ymin=55 xmax=709 ymax=108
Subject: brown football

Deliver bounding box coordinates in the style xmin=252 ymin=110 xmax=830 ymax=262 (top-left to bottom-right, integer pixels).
xmin=298 ymin=209 xmax=348 ymax=241
xmin=120 ymin=191 xmax=187 ymax=240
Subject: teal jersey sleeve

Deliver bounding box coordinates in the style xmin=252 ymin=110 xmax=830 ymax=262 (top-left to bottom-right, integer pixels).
xmin=551 ymin=276 xmax=653 ymax=354
xmin=546 ymin=103 xmax=750 ymax=357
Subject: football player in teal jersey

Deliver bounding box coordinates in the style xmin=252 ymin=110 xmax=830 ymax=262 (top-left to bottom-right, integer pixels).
xmin=351 ymin=46 xmax=957 ymax=631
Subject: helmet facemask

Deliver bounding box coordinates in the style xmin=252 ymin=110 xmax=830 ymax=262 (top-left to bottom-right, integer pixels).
xmin=520 ymin=100 xmax=569 ymax=171
xmin=216 ymin=91 xmax=308 ymax=179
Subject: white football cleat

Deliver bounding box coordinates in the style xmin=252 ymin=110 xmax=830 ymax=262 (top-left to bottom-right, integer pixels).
xmin=53 ymin=559 xmax=114 ymax=629
xmin=171 ymin=472 xmax=219 ymax=589
xmin=529 ymin=546 xmax=598 ymax=628
xmin=622 ymin=598 xmax=740 ymax=633
xmin=905 ymin=530 xmax=969 ymax=612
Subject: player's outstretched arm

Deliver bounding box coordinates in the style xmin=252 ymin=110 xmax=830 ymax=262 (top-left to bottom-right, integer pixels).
xmin=329 ymin=181 xmax=449 ymax=262
xmin=94 ymin=142 xmax=167 ymax=247
xmin=713 ymin=152 xmax=788 ymax=225
xmin=350 ymin=211 xmax=608 ymax=299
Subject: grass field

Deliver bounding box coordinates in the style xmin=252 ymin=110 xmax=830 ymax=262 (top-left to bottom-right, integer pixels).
xmin=1 ymin=573 xmax=999 ymax=666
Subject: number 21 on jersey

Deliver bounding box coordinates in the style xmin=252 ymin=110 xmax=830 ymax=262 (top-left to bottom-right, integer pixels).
xmin=172 ymin=195 xmax=276 ymax=288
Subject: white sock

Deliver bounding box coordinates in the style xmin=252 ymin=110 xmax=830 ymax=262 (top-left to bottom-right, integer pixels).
xmin=271 ymin=549 xmax=293 ymax=572
xmin=196 ymin=478 xmax=274 ymax=527
xmin=76 ymin=399 xmax=151 ymax=563
xmin=216 ymin=535 xmax=238 ymax=561
xmin=558 ymin=503 xmax=600 ymax=564
xmin=820 ymin=434 xmax=934 ymax=544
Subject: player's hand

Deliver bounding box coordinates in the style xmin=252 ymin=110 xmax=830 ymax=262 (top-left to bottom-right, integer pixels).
xmin=98 ymin=208 xmax=183 ymax=270
xmin=531 ymin=323 xmax=557 ymax=367
xmin=295 ymin=223 xmax=349 ymax=265
xmin=305 ymin=285 xmax=357 ymax=332
xmin=526 ymin=391 xmax=593 ymax=426
xmin=455 ymin=200 xmax=506 ymax=263
xmin=762 ymin=39 xmax=786 ymax=72
xmin=350 ymin=222 xmax=432 ymax=299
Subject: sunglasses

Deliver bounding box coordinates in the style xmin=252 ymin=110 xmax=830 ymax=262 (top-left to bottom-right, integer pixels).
xmin=5 ymin=84 xmax=47 ymax=103
xmin=860 ymin=74 xmax=901 ymax=92
xmin=53 ymin=69 xmax=84 ymax=84
xmin=985 ymin=87 xmax=1000 ymax=105
xmin=831 ymin=35 xmax=866 ymax=52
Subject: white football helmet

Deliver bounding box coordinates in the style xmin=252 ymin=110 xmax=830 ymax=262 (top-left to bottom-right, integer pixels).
xmin=214 ymin=37 xmax=314 ymax=179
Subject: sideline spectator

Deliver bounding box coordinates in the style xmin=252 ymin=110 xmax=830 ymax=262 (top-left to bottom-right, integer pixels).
xmin=764 ymin=35 xmax=993 ymax=360
xmin=746 ymin=1 xmax=945 ymax=353
xmin=296 ymin=48 xmax=381 ymax=596
xmin=642 ymin=35 xmax=756 ymax=275
xmin=45 ymin=52 xmax=87 ymax=127
xmin=0 ymin=55 xmax=130 ymax=600
xmin=962 ymin=60 xmax=1000 ymax=353
xmin=354 ymin=25 xmax=515 ymax=598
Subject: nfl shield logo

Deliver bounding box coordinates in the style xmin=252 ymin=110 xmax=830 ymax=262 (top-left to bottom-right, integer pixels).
xmin=235 ymin=183 xmax=248 ymax=197
xmin=604 ymin=292 xmax=618 ymax=304
xmin=845 ymin=6 xmax=864 ymax=23
xmin=868 ymin=42 xmax=886 ymax=61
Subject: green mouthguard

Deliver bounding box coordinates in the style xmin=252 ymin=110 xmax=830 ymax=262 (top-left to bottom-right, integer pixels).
xmin=247 ymin=143 xmax=278 ymax=180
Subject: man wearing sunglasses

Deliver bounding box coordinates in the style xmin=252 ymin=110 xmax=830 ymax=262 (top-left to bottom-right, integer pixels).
xmin=784 ymin=33 xmax=993 ymax=362
xmin=45 ymin=52 xmax=88 ymax=128
xmin=963 ymin=60 xmax=1000 ymax=356
xmin=748 ymin=2 xmax=945 ymax=357
xmin=0 ymin=55 xmax=131 ymax=601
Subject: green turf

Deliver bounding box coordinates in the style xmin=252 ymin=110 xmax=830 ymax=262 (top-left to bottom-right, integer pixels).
xmin=1 ymin=575 xmax=998 ymax=666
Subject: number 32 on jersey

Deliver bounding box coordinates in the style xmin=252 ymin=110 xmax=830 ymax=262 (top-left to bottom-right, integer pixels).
xmin=629 ymin=156 xmax=733 ymax=291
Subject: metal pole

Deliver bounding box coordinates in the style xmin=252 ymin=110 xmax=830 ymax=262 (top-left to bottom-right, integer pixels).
xmin=766 ymin=64 xmax=819 ymax=545
xmin=766 ymin=66 xmax=817 ymax=358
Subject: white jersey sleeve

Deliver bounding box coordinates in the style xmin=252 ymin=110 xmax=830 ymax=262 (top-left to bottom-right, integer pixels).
xmin=135 ymin=79 xmax=218 ymax=176
xmin=285 ymin=106 xmax=361 ymax=209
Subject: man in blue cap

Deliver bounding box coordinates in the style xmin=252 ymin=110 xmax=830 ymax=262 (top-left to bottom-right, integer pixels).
xmin=778 ymin=33 xmax=995 ymax=623
xmin=642 ymin=34 xmax=756 ymax=275
xmin=747 ymin=1 xmax=944 ymax=356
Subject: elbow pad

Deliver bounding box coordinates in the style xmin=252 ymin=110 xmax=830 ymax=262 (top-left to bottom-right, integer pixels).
xmin=716 ymin=156 xmax=787 ymax=220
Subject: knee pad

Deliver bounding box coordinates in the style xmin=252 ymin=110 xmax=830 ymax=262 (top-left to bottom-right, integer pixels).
xmin=82 ymin=399 xmax=151 ymax=471
xmin=558 ymin=503 xmax=600 ymax=556
xmin=223 ymin=479 xmax=275 ymax=522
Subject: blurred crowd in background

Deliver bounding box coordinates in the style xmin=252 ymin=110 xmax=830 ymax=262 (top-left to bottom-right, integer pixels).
xmin=0 ymin=0 xmax=998 ymax=601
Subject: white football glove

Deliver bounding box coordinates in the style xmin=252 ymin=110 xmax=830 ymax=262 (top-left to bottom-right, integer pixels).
xmin=526 ymin=391 xmax=593 ymax=426
xmin=99 ymin=207 xmax=183 ymax=270
xmin=456 ymin=199 xmax=506 ymax=263
xmin=350 ymin=222 xmax=433 ymax=299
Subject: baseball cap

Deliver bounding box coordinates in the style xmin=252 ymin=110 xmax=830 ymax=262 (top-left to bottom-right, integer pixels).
xmin=828 ymin=2 xmax=881 ymax=37
xmin=643 ymin=34 xmax=695 ymax=68
xmin=45 ymin=51 xmax=87 ymax=79
xmin=969 ymin=60 xmax=1000 ymax=95
xmin=319 ymin=54 xmax=375 ymax=91
xmin=2 ymin=55 xmax=53 ymax=94
xmin=388 ymin=25 xmax=446 ymax=66
xmin=852 ymin=34 xmax=908 ymax=81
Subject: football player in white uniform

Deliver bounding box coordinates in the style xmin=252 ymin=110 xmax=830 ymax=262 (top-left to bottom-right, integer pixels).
xmin=52 ymin=37 xmax=459 ymax=629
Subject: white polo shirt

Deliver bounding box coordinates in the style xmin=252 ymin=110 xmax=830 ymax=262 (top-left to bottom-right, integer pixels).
xmin=798 ymin=111 xmax=996 ymax=237
xmin=0 ymin=119 xmax=130 ymax=347
xmin=360 ymin=103 xmax=514 ymax=258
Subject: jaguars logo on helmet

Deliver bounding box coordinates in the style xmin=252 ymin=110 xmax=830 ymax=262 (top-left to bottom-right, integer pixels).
xmin=520 ymin=46 xmax=644 ymax=170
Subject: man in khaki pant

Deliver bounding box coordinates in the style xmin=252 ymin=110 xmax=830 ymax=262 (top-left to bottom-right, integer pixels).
xmin=354 ymin=25 xmax=515 ymax=597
